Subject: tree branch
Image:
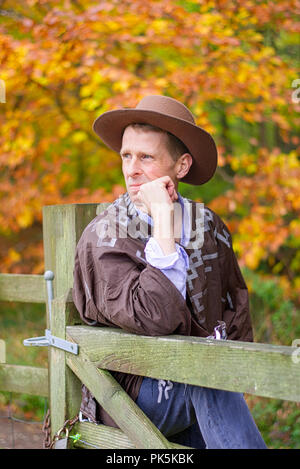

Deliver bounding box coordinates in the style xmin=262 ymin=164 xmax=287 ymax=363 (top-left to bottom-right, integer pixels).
xmin=28 ymin=77 xmax=101 ymax=145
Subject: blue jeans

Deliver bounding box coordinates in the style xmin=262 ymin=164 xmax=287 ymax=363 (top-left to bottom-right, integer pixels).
xmin=136 ymin=378 xmax=267 ymax=449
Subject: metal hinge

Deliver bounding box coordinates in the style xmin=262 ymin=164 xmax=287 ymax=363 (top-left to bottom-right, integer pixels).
xmin=24 ymin=328 xmax=78 ymax=354
xmin=23 ymin=271 xmax=79 ymax=355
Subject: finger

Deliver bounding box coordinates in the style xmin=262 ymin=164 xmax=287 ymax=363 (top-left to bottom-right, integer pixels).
xmin=165 ymin=181 xmax=178 ymax=201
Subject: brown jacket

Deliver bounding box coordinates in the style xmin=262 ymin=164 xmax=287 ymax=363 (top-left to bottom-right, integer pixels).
xmin=73 ymin=193 xmax=253 ymax=426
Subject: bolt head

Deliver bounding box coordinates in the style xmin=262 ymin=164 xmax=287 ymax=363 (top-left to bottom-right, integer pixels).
xmin=44 ymin=270 xmax=54 ymax=280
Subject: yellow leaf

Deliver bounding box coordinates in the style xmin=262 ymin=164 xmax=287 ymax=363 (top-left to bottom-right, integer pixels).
xmin=112 ymin=81 xmax=129 ymax=93
xmin=151 ymin=19 xmax=170 ymax=34
xmin=16 ymin=208 xmax=33 ymax=228
xmin=81 ymin=98 xmax=100 ymax=111
xmin=58 ymin=121 xmax=71 ymax=138
xmin=71 ymin=131 xmax=87 ymax=143
xmin=245 ymin=245 xmax=265 ymax=270
xmin=8 ymin=248 xmax=21 ymax=263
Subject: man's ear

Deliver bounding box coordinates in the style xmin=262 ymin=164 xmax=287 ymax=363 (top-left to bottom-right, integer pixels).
xmin=176 ymin=153 xmax=193 ymax=180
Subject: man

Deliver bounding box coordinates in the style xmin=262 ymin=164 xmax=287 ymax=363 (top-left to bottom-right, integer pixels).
xmin=73 ymin=95 xmax=266 ymax=448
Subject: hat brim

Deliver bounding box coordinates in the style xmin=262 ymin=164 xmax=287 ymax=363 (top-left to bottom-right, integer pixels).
xmin=93 ymin=108 xmax=217 ymax=185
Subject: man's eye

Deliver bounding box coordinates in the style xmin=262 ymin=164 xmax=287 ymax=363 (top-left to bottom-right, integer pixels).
xmin=142 ymin=154 xmax=153 ymax=159
xmin=121 ymin=153 xmax=130 ymax=159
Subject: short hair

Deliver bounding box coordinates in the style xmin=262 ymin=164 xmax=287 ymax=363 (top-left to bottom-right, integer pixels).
xmin=124 ymin=123 xmax=190 ymax=162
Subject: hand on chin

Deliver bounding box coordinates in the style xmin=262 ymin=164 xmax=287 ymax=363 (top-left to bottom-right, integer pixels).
xmin=128 ymin=185 xmax=149 ymax=213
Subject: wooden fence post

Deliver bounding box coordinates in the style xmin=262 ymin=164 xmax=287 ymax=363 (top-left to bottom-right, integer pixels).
xmin=42 ymin=203 xmax=109 ymax=437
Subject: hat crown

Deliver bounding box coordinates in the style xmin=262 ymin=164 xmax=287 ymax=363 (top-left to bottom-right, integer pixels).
xmin=136 ymin=95 xmax=195 ymax=124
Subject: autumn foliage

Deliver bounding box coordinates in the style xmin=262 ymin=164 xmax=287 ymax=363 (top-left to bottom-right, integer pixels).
xmin=0 ymin=0 xmax=299 ymax=303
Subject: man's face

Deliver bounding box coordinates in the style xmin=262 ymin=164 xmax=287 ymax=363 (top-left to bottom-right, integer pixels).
xmin=120 ymin=126 xmax=179 ymax=205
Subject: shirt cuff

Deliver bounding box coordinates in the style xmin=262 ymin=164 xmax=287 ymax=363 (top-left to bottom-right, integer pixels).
xmin=144 ymin=237 xmax=189 ymax=299
xmin=144 ymin=237 xmax=189 ymax=269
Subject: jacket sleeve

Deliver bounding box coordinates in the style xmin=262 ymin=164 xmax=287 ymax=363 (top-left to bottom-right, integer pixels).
xmin=73 ymin=240 xmax=191 ymax=337
xmin=216 ymin=220 xmax=253 ymax=343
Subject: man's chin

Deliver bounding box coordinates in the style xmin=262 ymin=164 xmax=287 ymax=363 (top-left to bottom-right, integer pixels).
xmin=127 ymin=187 xmax=141 ymax=201
xmin=127 ymin=190 xmax=138 ymax=202
xmin=131 ymin=198 xmax=145 ymax=211
xmin=127 ymin=191 xmax=147 ymax=213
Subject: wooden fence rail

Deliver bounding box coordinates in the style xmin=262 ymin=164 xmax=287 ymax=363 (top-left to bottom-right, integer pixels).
xmin=0 ymin=272 xmax=49 ymax=405
xmin=0 ymin=274 xmax=45 ymax=303
xmin=0 ymin=202 xmax=299 ymax=450
xmin=66 ymin=325 xmax=300 ymax=403
xmin=0 ymin=364 xmax=48 ymax=397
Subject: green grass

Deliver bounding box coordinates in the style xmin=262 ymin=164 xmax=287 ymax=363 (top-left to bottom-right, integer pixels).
xmin=0 ymin=301 xmax=48 ymax=366
xmin=245 ymin=395 xmax=300 ymax=449
xmin=0 ymin=301 xmax=48 ymax=421
xmin=244 ymin=269 xmax=300 ymax=449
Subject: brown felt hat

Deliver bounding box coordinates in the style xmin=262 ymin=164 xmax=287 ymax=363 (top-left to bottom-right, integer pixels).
xmin=93 ymin=95 xmax=218 ymax=185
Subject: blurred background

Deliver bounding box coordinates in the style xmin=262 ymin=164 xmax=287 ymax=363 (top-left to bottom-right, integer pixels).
xmin=0 ymin=0 xmax=299 ymax=448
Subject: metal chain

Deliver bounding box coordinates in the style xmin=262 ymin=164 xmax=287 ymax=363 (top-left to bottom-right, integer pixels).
xmin=42 ymin=409 xmax=51 ymax=449
xmin=42 ymin=411 xmax=104 ymax=449
xmin=42 ymin=411 xmax=79 ymax=449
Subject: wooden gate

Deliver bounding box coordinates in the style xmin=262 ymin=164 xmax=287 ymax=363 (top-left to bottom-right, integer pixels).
xmin=0 ymin=203 xmax=299 ymax=449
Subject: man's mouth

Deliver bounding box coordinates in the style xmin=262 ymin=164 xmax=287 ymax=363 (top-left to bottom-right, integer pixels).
xmin=129 ymin=183 xmax=143 ymax=190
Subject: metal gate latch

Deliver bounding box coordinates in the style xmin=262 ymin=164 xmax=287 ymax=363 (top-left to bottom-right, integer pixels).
xmin=23 ymin=271 xmax=78 ymax=355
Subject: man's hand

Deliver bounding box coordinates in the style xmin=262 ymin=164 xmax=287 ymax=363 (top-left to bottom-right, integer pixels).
xmin=136 ymin=176 xmax=178 ymax=216
xmin=136 ymin=177 xmax=179 ymax=255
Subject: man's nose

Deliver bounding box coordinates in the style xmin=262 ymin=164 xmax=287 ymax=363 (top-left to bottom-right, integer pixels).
xmin=126 ymin=157 xmax=142 ymax=176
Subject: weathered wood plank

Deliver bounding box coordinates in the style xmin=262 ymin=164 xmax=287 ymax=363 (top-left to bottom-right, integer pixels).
xmin=73 ymin=422 xmax=189 ymax=450
xmin=67 ymin=326 xmax=300 ymax=402
xmin=74 ymin=422 xmax=136 ymax=449
xmin=66 ymin=349 xmax=173 ymax=449
xmin=0 ymin=364 xmax=48 ymax=396
xmin=42 ymin=203 xmax=109 ymax=437
xmin=48 ymin=294 xmax=82 ymax=437
xmin=0 ymin=274 xmax=45 ymax=303
xmin=42 ymin=203 xmax=108 ymax=299
xmin=48 ymin=296 xmax=67 ymax=437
